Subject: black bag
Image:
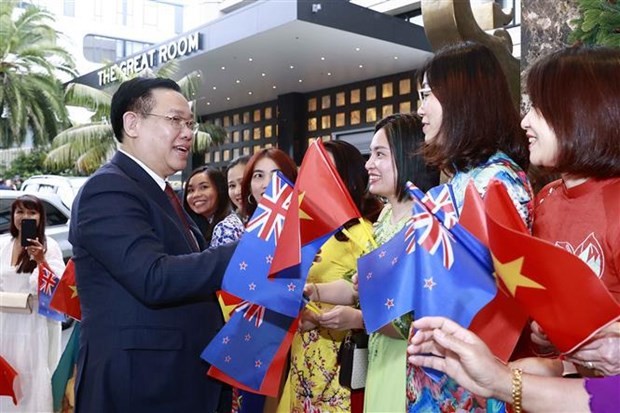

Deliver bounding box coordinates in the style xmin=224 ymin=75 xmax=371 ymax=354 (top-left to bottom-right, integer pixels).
xmin=337 ymin=331 xmax=369 ymax=390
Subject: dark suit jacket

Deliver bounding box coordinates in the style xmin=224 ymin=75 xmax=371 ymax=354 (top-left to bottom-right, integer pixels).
xmin=69 ymin=152 xmax=235 ymax=413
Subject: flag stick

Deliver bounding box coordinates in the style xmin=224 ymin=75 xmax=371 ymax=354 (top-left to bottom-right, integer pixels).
xmin=305 ymin=301 xmax=322 ymax=315
xmin=341 ymin=225 xmax=375 ymax=253
xmin=358 ymin=217 xmax=378 ymax=249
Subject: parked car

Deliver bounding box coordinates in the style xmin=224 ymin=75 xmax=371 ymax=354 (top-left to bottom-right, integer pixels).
xmin=0 ymin=190 xmax=72 ymax=262
xmin=21 ymin=175 xmax=89 ymax=210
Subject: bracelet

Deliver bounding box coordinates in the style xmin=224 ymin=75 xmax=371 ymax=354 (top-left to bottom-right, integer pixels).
xmin=312 ymin=282 xmax=321 ymax=303
xmin=511 ymin=368 xmax=523 ymax=413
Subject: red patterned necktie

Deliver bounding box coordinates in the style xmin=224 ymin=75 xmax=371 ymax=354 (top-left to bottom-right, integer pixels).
xmin=164 ymin=183 xmax=200 ymax=252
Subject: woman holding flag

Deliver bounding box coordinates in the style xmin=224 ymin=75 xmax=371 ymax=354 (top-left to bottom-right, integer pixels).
xmin=413 ymin=41 xmax=534 ymax=412
xmin=362 ymin=113 xmax=439 ymax=412
xmin=278 ymin=140 xmax=382 ymax=412
xmin=232 ymin=147 xmax=297 ymax=413
xmin=0 ymin=194 xmax=65 ymax=412
xmin=407 ymin=316 xmax=619 ymax=413
xmin=520 ymin=45 xmax=620 ymax=378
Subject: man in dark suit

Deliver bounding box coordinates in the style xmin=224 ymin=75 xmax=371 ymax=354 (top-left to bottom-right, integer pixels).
xmin=69 ymin=77 xmax=234 ymax=412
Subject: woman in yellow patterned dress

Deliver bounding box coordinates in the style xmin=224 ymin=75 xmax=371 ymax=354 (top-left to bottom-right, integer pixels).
xmin=277 ymin=140 xmax=382 ymax=412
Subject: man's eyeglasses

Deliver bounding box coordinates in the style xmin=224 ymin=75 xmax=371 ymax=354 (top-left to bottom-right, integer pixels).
xmin=144 ymin=113 xmax=199 ymax=134
xmin=417 ymin=87 xmax=432 ymax=104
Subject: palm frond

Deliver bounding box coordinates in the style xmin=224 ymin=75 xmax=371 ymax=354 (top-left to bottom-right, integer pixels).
xmin=76 ymin=143 xmax=116 ymax=174
xmin=51 ymin=123 xmax=114 ymax=148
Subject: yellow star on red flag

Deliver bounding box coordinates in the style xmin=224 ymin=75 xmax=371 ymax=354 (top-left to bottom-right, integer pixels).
xmin=492 ymin=254 xmax=545 ymax=296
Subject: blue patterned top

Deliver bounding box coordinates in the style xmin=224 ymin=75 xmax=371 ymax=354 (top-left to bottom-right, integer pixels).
xmin=406 ymin=151 xmax=532 ymax=413
xmin=450 ymin=151 xmax=533 ymax=229
xmin=209 ymin=212 xmax=244 ymax=248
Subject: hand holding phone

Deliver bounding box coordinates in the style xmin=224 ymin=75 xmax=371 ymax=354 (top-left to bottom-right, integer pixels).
xmin=20 ymin=219 xmax=37 ymax=247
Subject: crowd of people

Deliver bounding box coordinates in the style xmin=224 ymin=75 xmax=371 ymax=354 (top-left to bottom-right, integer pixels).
xmin=1 ymin=42 xmax=618 ymax=413
xmin=0 ymin=177 xmax=21 ymax=190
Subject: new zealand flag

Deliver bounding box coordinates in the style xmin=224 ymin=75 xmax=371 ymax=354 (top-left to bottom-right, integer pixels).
xmin=357 ymin=184 xmax=496 ymax=333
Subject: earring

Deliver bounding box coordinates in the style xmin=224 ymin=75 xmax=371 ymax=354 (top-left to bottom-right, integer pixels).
xmin=247 ymin=194 xmax=255 ymax=205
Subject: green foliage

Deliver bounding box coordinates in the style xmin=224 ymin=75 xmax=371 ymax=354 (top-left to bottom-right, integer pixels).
xmin=570 ymin=0 xmax=620 ymax=47
xmin=50 ymin=67 xmax=226 ymax=173
xmin=0 ymin=0 xmax=77 ymax=147
xmin=1 ymin=147 xmax=78 ymax=179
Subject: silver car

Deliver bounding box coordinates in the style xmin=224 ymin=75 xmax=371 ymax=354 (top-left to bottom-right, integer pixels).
xmin=0 ymin=189 xmax=72 ymax=262
xmin=21 ymin=175 xmax=88 ymax=210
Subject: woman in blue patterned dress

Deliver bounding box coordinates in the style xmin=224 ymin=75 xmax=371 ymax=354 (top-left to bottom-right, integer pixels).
xmin=412 ymin=41 xmax=533 ymax=412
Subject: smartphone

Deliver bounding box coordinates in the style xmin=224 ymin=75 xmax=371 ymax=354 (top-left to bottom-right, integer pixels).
xmin=20 ymin=219 xmax=37 ymax=247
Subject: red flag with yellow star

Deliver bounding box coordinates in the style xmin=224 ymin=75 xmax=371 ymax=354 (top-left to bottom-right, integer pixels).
xmin=49 ymin=259 xmax=82 ymax=321
xmin=269 ymin=139 xmax=362 ymax=277
xmin=486 ymin=184 xmax=620 ymax=353
xmin=461 ymin=181 xmax=528 ymax=362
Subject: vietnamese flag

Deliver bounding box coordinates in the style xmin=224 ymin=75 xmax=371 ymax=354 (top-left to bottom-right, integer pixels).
xmin=0 ymin=356 xmax=21 ymax=405
xmin=50 ymin=259 xmax=82 ymax=321
xmin=462 ymin=181 xmax=528 ymax=362
xmin=269 ymin=140 xmax=361 ymax=277
xmin=486 ymin=184 xmax=620 ymax=353
xmin=216 ymin=290 xmax=243 ymax=322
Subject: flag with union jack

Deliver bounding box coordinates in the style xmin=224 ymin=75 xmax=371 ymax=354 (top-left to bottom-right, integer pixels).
xmin=357 ymin=186 xmax=497 ymax=334
xmin=201 ymin=299 xmax=298 ymax=396
xmin=408 ymin=182 xmax=459 ymax=229
xmin=269 ymin=139 xmax=362 ymax=277
xmin=222 ymin=172 xmax=329 ymax=317
xmin=37 ymin=262 xmax=66 ymax=322
xmin=245 ymin=174 xmax=293 ymax=244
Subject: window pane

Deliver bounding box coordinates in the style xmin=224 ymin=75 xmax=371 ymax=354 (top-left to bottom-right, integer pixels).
xmin=308 ymin=98 xmax=317 ymax=112
xmin=335 ymin=113 xmax=345 ymax=127
xmin=399 ymin=79 xmax=411 ymax=95
xmin=399 ymin=101 xmax=412 ymax=113
xmin=308 ymin=117 xmax=317 ymax=132
xmin=321 ymin=115 xmax=331 ymax=129
xmin=382 ymin=82 xmax=393 ymax=98
xmin=321 ymin=95 xmax=331 ymax=110
xmin=382 ymin=105 xmax=393 ymax=117
xmin=366 ymin=108 xmax=377 ymax=123
xmin=336 ymin=92 xmax=345 ymax=107
xmin=366 ymin=86 xmax=376 ymax=101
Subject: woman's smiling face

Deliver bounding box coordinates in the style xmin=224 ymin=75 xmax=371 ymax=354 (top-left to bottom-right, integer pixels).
xmin=365 ymin=127 xmax=397 ymax=199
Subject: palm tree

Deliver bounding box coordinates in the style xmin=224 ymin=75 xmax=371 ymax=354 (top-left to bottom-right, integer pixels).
xmin=46 ymin=64 xmax=227 ymax=174
xmin=0 ymin=0 xmax=76 ymax=148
